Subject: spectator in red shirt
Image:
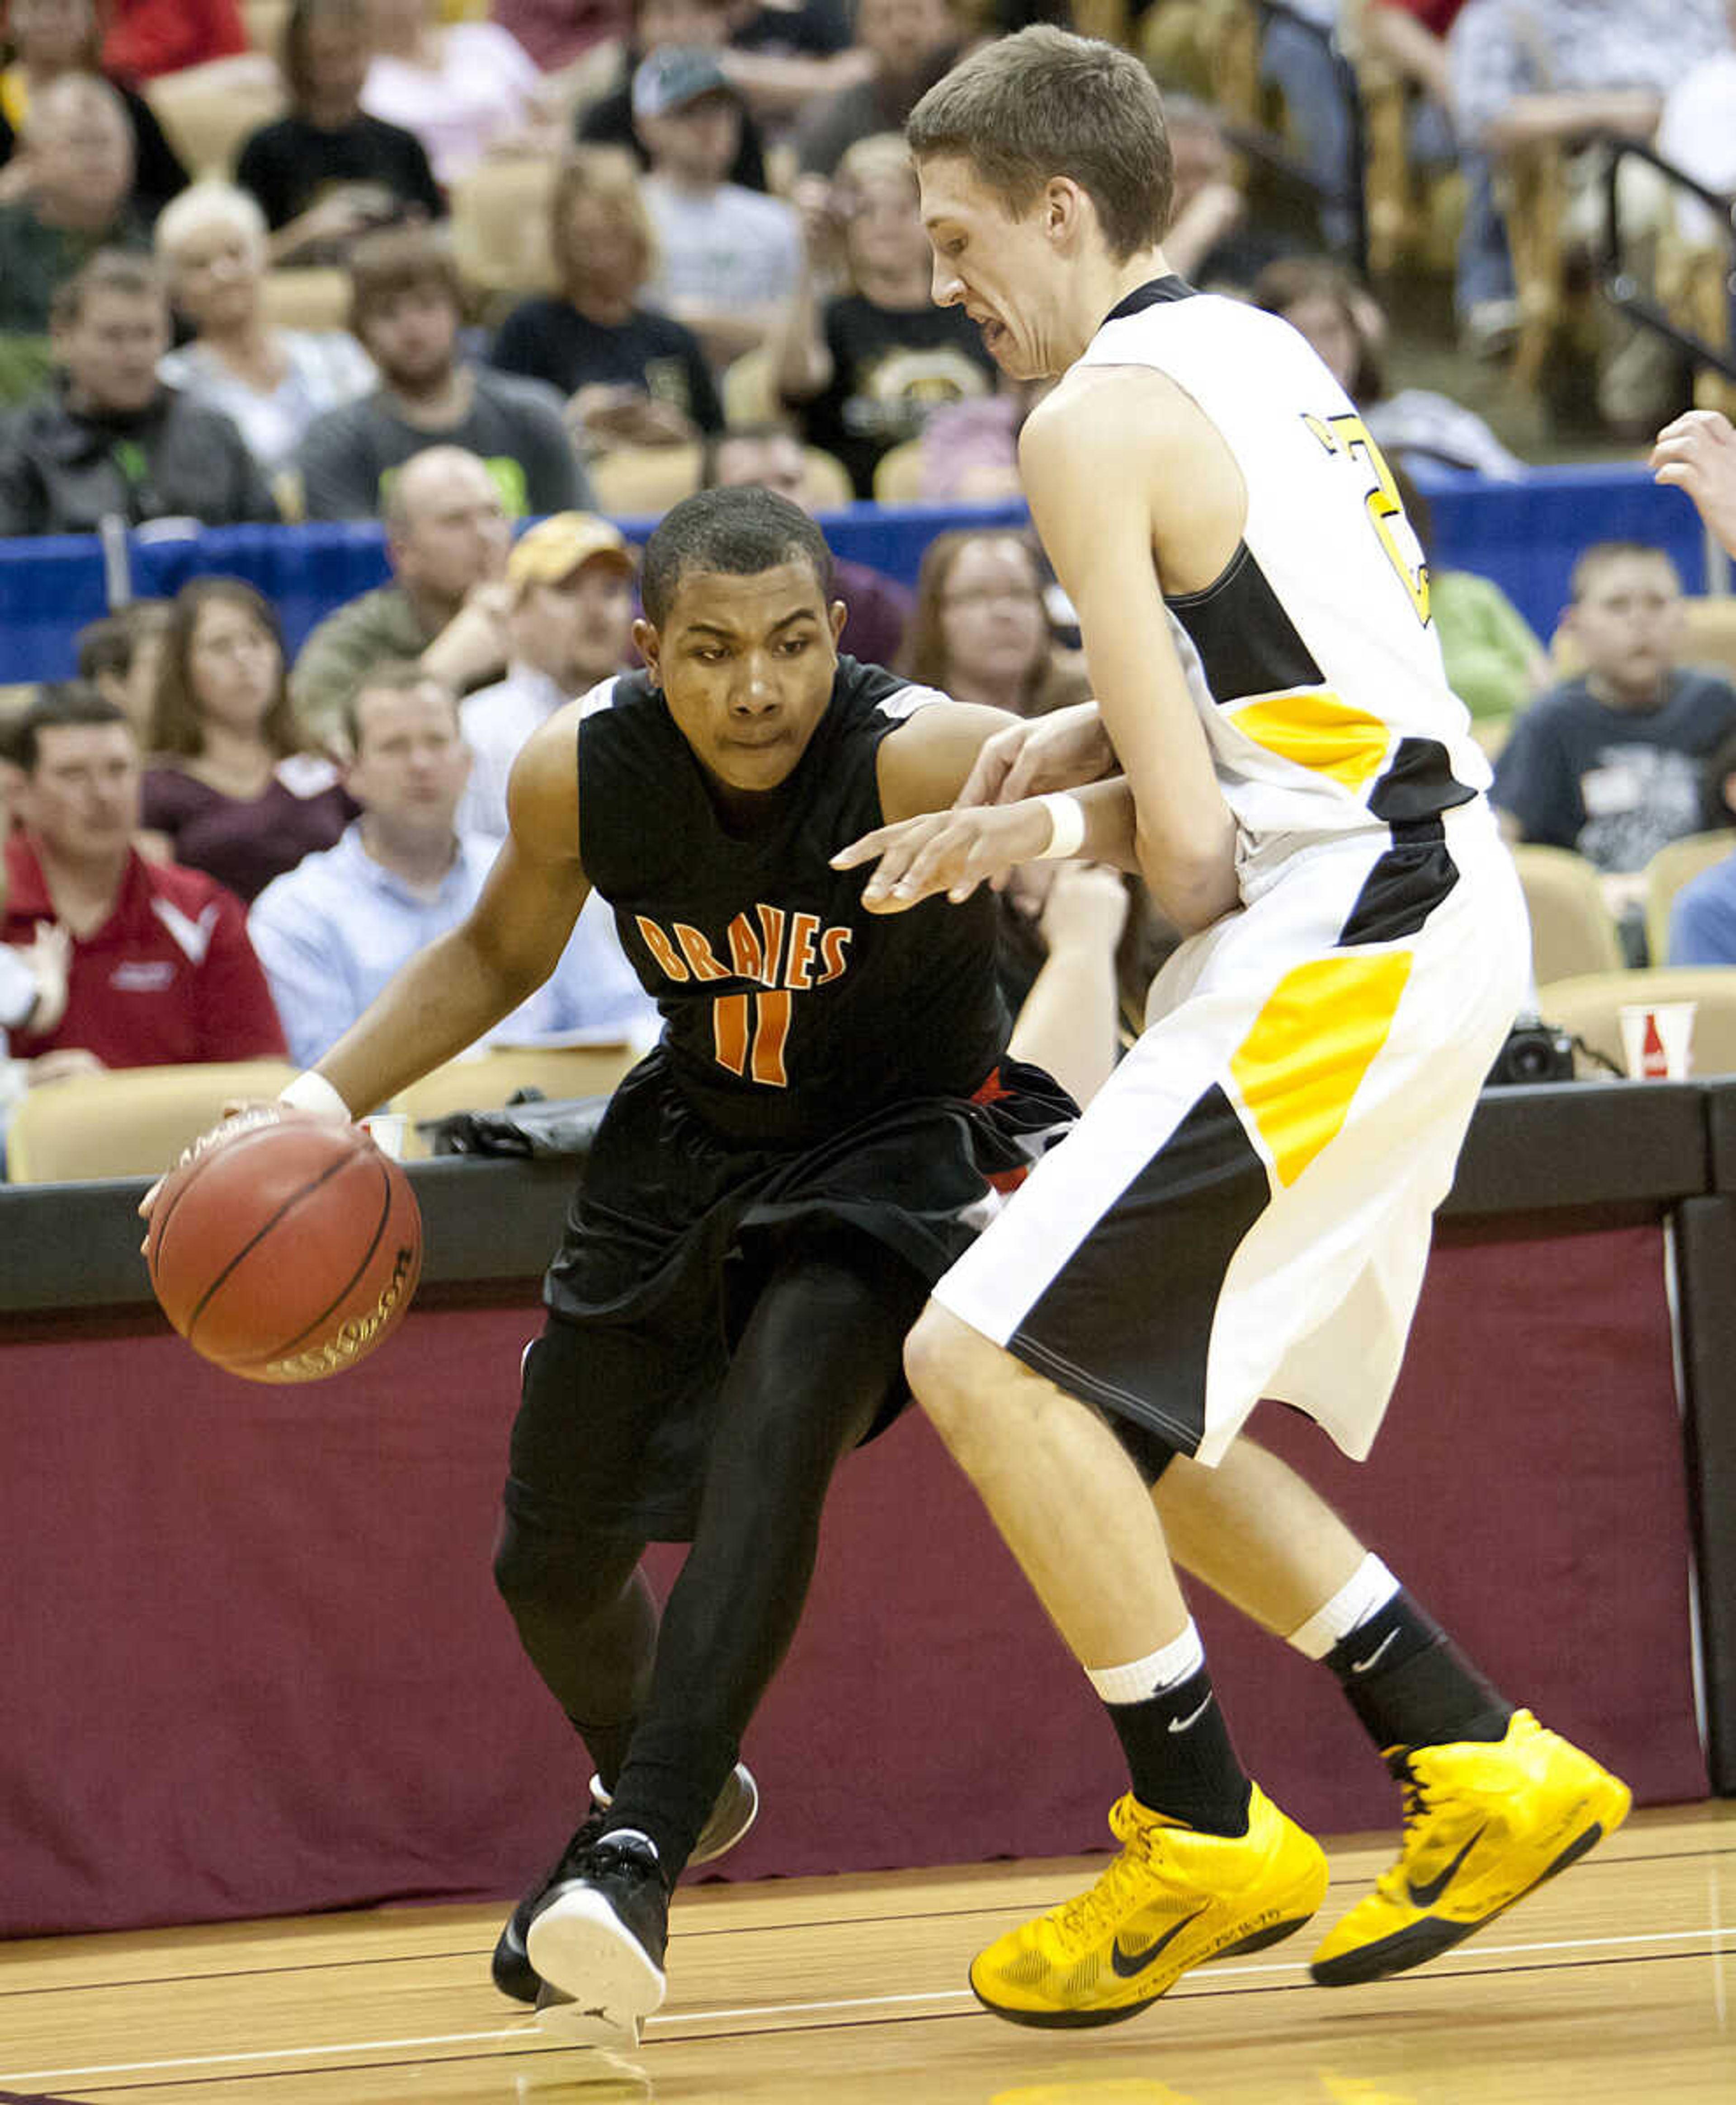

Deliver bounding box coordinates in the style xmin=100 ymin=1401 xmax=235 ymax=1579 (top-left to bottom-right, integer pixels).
xmin=102 ymin=0 xmax=247 ymax=85
xmin=2 ymin=684 xmax=286 ymax=1084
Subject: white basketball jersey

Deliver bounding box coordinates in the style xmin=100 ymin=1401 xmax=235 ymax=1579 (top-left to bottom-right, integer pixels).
xmin=1073 ymin=279 xmax=1491 ymax=844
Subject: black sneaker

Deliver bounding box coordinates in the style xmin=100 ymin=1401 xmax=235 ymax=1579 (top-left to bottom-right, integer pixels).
xmin=492 ymin=1762 xmax=758 ymax=2004
xmin=528 ymin=1830 xmax=671 ymax=2046
xmin=491 ymin=1799 xmax=609 ymax=2004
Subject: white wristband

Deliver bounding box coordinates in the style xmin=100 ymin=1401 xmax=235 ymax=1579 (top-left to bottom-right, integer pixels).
xmin=1034 ymin=792 xmax=1087 ymax=861
xmin=279 ymin=1070 xmax=350 ymax=1119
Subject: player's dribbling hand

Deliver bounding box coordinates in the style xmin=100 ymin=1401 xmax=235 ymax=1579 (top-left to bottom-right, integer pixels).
xmin=832 ymin=800 xmax=1054 ymax=910
xmin=955 ymin=702 xmax=1118 ymax=809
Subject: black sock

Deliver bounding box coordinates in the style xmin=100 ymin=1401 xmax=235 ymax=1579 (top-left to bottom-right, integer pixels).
xmin=568 ymin=1712 xmax=637 ymax=1798
xmin=1104 ymin=1664 xmax=1253 ymax=1837
xmin=1324 ymin=1588 xmax=1513 ymax=1753
xmin=601 ymin=1720 xmax=739 ymax=1882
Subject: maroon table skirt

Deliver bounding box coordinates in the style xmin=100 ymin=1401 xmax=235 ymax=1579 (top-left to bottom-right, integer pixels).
xmin=1 ymin=1213 xmax=1705 ymax=1938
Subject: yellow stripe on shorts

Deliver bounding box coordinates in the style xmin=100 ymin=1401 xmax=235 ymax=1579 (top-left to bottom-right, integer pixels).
xmin=1227 ymin=690 xmax=1393 ymax=794
xmin=1230 ymin=951 xmax=1413 ymax=1187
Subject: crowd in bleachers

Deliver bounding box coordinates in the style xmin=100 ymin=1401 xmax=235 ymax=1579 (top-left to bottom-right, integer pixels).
xmin=5 ymin=0 xmax=1736 ymax=1170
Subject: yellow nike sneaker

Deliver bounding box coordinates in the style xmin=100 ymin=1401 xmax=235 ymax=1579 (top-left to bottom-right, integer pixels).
xmin=1310 ymin=1709 xmax=1631 ymax=1987
xmin=969 ymin=1785 xmax=1329 ymax=2029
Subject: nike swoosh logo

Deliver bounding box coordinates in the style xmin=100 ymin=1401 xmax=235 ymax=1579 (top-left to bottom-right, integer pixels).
xmin=1407 ymin=1826 xmax=1486 ymax=1908
xmin=1110 ymin=1907 xmax=1208 ymax=1979
xmin=1349 ymin=1630 xmax=1399 ymax=1675
xmin=1168 ymin=1692 xmax=1214 ymax=1733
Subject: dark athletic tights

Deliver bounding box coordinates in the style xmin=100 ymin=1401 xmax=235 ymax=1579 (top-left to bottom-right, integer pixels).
xmin=493 ymin=1231 xmax=929 ymax=1883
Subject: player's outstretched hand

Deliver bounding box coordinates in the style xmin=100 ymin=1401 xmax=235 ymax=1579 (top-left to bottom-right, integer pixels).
xmin=955 ymin=701 xmax=1117 ymax=809
xmin=833 ymin=800 xmax=1054 ymax=911
xmin=1651 ymin=409 xmax=1736 ymax=556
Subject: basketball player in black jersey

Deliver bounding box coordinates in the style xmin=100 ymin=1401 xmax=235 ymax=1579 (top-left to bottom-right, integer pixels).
xmin=180 ymin=487 xmax=1076 ymax=2040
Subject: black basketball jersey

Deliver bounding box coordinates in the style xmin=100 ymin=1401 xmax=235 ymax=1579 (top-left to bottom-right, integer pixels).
xmin=576 ymin=655 xmax=1010 ymax=1146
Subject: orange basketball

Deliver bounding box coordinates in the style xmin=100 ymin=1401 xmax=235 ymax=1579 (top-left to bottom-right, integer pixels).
xmin=145 ymin=1110 xmax=423 ymax=1384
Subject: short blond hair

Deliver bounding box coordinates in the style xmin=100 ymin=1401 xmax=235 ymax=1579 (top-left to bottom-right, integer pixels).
xmin=550 ymin=148 xmax=659 ymax=300
xmin=154 ymin=180 xmax=269 ymax=264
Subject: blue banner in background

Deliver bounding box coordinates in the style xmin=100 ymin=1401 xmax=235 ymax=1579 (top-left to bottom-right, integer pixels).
xmin=1410 ymin=462 xmax=1710 ymax=636
xmin=0 ymin=469 xmax=1710 ymax=686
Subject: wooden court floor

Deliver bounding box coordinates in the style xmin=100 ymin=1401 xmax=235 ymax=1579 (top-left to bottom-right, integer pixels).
xmin=2 ymin=1805 xmax=1731 ymax=2105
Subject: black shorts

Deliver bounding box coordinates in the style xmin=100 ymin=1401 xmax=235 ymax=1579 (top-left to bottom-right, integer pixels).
xmin=509 ymin=1049 xmax=1076 ymax=1541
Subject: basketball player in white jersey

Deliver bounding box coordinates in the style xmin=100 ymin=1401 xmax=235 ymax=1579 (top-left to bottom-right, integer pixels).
xmin=835 ymin=26 xmax=1630 ymax=2030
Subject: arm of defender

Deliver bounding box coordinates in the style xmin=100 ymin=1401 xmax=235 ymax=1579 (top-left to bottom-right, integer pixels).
xmin=303 ymin=703 xmax=596 ymax=1115
xmin=1020 ymin=372 xmax=1241 ymax=936
xmin=832 ymin=699 xmax=1140 ymax=909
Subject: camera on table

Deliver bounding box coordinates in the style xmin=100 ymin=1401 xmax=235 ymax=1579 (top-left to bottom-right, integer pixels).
xmin=1485 ymin=1013 xmax=1576 ymax=1087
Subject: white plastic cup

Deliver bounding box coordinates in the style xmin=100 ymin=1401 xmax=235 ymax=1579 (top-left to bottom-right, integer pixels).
xmin=360 ymin=1112 xmax=409 ymax=1160
xmin=1618 ymin=1001 xmax=1697 ymax=1079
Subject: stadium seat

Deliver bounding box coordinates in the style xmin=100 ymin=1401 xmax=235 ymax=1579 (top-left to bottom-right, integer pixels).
xmin=588 ymin=443 xmax=703 ymax=514
xmin=5 ymin=1059 xmax=297 ymax=1184
xmin=242 ymin=0 xmax=289 ymax=55
xmin=722 ymin=347 xmax=777 ymax=427
xmin=392 ymin=1043 xmax=642 ymax=1154
xmin=1680 ymin=596 xmax=1736 ymax=684
xmin=259 ymin=268 xmax=350 ymax=333
xmin=871 ymin=439 xmax=926 ymax=505
xmin=1660 ymin=233 xmax=1736 ymax=425
xmin=802 ymin=447 xmax=854 ymax=511
xmin=1536 ymin=965 xmax=1736 ymax=1077
xmin=450 ymin=155 xmax=561 ymax=297
xmin=1500 ymin=141 xmax=1569 ymax=398
xmin=1340 ymin=0 xmax=1463 ymax=274
xmin=145 ymin=61 xmax=284 ymax=177
xmin=1644 ymin=829 xmax=1734 ymax=965
xmin=1510 ymin=844 xmax=1626 ymax=984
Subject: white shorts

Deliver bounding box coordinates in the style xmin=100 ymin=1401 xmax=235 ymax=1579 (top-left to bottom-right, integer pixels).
xmin=933 ymin=801 xmax=1531 ymax=1466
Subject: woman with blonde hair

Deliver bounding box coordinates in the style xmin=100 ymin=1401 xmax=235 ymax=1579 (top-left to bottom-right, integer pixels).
xmin=491 ymin=146 xmax=722 ymax=452
xmin=156 ymin=181 xmax=374 ymax=476
xmin=142 ymin=577 xmax=352 ymax=903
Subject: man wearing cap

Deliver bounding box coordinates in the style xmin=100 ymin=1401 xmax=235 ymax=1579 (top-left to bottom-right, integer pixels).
xmin=249 ymin=660 xmax=652 ymax=1072
xmin=632 ymin=46 xmax=802 ymax=368
xmin=457 ymin=512 xmax=638 ymax=844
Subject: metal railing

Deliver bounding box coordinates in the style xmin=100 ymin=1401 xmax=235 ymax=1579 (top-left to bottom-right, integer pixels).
xmin=1598 ymin=135 xmax=1736 ymax=384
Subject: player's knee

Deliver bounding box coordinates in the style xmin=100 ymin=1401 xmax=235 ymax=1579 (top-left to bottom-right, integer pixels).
xmin=493 ymin=1512 xmax=608 ymax=1623
xmin=904 ymin=1303 xmax=999 ymax=1452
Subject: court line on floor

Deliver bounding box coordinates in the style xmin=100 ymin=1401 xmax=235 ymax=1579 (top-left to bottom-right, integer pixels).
xmin=10 ymin=1835 xmax=1727 ymax=2007
xmin=5 ymin=1924 xmax=1731 ymax=2090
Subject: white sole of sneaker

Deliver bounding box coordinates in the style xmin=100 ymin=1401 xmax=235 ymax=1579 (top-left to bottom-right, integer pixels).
xmin=527 ymin=1890 xmax=667 ymax=2044
xmin=533 ymin=1986 xmax=645 ymax=2052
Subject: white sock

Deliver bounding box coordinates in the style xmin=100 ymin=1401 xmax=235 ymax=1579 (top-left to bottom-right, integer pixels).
xmin=1086 ymin=1618 xmax=1206 ymax=1706
xmin=1285 ymin=1552 xmax=1400 ymax=1660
